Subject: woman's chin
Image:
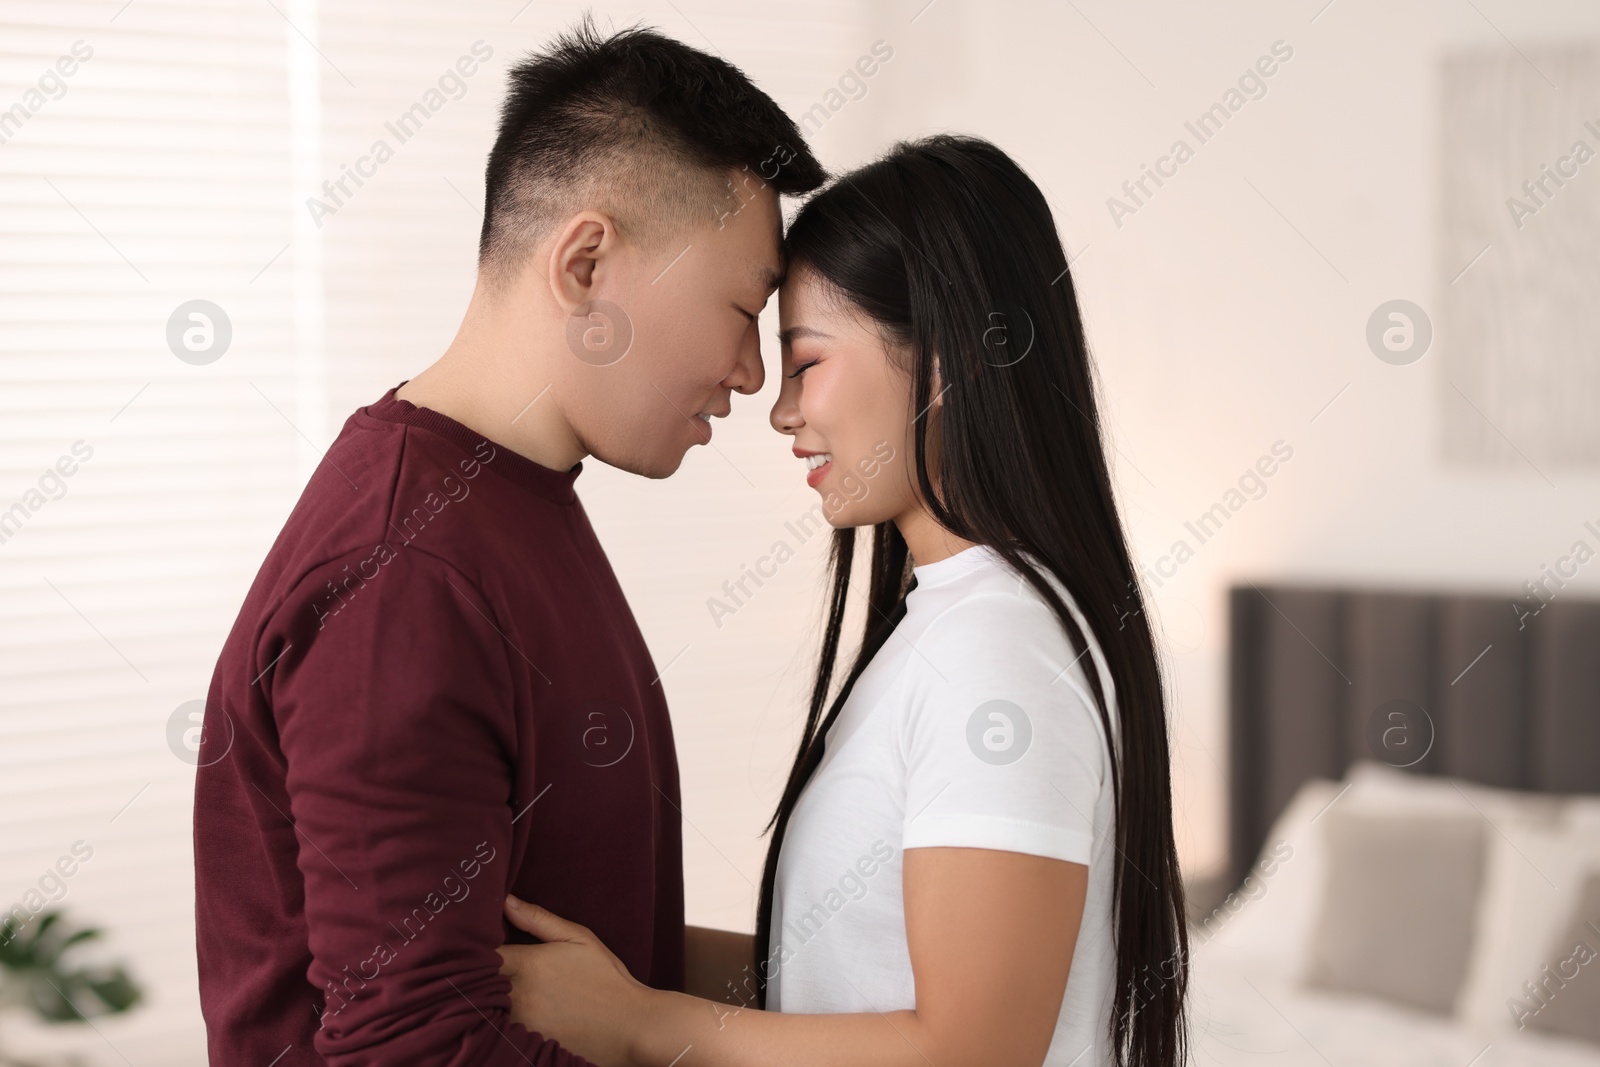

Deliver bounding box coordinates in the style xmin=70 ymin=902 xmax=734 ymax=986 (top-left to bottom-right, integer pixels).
xmin=816 ymin=500 xmax=883 ymax=531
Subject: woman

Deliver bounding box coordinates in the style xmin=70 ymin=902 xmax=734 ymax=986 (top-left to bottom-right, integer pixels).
xmin=495 ymin=133 xmax=1190 ymax=1067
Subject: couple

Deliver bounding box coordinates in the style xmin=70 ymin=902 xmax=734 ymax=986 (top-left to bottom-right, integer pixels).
xmin=193 ymin=16 xmax=1188 ymax=1067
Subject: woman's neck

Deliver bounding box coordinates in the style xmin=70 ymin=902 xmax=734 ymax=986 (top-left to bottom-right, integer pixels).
xmin=894 ymin=505 xmax=979 ymax=568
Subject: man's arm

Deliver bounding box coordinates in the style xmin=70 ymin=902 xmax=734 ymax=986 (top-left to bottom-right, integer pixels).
xmin=267 ymin=547 xmax=595 ymax=1066
xmin=684 ymin=927 xmax=754 ymax=1005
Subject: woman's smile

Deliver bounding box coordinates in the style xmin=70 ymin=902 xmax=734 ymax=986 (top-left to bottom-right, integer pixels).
xmin=795 ymin=448 xmax=833 ymax=487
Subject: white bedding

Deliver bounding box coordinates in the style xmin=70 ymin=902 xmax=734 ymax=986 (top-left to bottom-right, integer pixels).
xmin=1190 ymin=946 xmax=1600 ymax=1067
xmin=1188 ymin=766 xmax=1600 ymax=1067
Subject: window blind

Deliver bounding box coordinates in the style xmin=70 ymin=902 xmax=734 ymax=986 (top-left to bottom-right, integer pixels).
xmin=0 ymin=2 xmax=874 ymax=1060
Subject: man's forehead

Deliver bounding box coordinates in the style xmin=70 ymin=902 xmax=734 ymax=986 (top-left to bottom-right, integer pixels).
xmin=717 ymin=182 xmax=784 ymax=288
xmin=763 ymin=209 xmax=785 ymax=288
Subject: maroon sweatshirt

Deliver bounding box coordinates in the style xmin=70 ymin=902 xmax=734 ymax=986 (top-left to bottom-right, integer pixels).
xmin=193 ymin=383 xmax=684 ymax=1065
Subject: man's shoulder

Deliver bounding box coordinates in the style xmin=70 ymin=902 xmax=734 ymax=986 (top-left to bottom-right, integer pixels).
xmin=261 ymin=414 xmax=408 ymax=582
xmin=227 ymin=415 xmax=477 ymax=639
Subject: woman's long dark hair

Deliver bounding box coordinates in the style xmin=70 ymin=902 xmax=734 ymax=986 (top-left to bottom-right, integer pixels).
xmin=752 ymin=134 xmax=1189 ymax=1067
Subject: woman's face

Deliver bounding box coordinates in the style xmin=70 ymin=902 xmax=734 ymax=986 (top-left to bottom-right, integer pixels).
xmin=769 ymin=266 xmax=921 ymax=529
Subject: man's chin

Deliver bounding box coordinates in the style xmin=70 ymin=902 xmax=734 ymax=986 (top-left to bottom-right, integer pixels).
xmin=594 ymin=443 xmax=690 ymax=480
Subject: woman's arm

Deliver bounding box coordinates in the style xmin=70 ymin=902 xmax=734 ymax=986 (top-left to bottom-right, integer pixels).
xmin=684 ymin=926 xmax=755 ymax=1005
xmin=631 ymin=847 xmax=1086 ymax=1067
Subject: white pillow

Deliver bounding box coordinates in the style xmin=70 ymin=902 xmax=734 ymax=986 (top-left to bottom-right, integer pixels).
xmin=1200 ymin=762 xmax=1563 ymax=992
xmin=1567 ymin=794 xmax=1600 ymax=834
xmin=1344 ymin=760 xmax=1563 ymax=827
xmin=1336 ymin=761 xmax=1591 ymax=1026
xmin=1456 ymin=800 xmax=1600 ymax=1037
xmin=1338 ymin=761 xmax=1600 ymax=1036
xmin=1196 ymin=776 xmax=1341 ymax=979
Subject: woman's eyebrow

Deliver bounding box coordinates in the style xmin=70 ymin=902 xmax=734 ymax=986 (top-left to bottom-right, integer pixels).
xmin=777 ymin=325 xmax=831 ymax=345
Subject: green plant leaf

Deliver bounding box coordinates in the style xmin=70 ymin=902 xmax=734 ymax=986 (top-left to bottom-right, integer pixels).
xmin=0 ymin=909 xmax=143 ymax=1027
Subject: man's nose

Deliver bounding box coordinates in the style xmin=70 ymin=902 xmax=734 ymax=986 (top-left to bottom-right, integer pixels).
xmin=729 ymin=318 xmax=765 ymax=395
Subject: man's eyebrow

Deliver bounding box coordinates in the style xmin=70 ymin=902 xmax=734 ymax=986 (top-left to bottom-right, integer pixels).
xmin=758 ymin=265 xmax=785 ymax=293
xmin=777 ymin=325 xmax=830 ymax=345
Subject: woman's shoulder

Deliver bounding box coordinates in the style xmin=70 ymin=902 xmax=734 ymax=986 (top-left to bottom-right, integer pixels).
xmin=912 ymin=548 xmax=1095 ymax=652
xmin=892 ymin=550 xmax=1117 ymax=807
xmin=903 ymin=549 xmax=1119 ymax=748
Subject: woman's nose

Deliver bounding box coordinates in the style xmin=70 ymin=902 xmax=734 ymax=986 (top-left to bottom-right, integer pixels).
xmin=768 ymin=396 xmax=800 ymax=435
xmin=769 ymin=388 xmax=801 ymax=435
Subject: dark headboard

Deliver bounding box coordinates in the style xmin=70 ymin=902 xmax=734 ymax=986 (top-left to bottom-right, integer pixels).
xmin=1225 ymin=583 xmax=1600 ymax=890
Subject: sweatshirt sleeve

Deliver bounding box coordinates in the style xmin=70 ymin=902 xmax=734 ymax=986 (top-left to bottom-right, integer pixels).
xmin=262 ymin=545 xmax=596 ymax=1066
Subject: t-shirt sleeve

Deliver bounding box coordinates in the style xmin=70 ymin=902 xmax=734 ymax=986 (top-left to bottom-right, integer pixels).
xmin=898 ymin=592 xmax=1111 ymax=866
xmin=265 ymin=547 xmax=595 ymax=1066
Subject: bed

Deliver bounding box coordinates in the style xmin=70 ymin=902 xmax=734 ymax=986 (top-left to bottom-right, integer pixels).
xmin=1188 ymin=584 xmax=1600 ymax=1066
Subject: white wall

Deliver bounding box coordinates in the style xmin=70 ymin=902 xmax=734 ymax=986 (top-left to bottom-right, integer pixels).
xmin=832 ymin=0 xmax=1600 ymax=880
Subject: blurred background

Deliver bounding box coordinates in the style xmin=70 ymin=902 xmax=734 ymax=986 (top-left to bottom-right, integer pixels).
xmin=3 ymin=0 xmax=1599 ymax=1063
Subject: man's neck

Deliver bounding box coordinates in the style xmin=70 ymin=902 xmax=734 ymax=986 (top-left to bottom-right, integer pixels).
xmin=396 ymin=317 xmax=586 ymax=475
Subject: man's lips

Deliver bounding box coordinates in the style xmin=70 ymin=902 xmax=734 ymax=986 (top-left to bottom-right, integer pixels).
xmin=692 ymin=404 xmax=729 ymax=443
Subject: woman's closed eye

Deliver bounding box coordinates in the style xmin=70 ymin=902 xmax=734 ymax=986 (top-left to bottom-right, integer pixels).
xmin=786 ymin=359 xmax=819 ymax=379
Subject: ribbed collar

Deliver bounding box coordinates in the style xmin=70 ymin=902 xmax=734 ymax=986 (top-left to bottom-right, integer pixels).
xmin=362 ymin=381 xmax=582 ymax=505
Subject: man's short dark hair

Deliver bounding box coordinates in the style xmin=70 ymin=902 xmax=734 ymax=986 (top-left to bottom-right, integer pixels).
xmin=479 ymin=15 xmax=827 ymax=290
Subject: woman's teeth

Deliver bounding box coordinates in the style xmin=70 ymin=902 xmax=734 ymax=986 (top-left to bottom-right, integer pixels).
xmin=805 ymin=453 xmax=832 ymax=470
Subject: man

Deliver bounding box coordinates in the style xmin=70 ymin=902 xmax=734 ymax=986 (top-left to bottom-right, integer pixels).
xmin=193 ymin=16 xmax=825 ymax=1064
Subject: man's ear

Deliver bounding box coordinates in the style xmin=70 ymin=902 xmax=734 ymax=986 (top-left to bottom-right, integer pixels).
xmin=547 ymin=211 xmax=617 ymax=314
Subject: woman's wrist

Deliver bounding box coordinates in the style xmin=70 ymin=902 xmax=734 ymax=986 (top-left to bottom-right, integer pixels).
xmin=625 ymin=983 xmax=676 ymax=1067
xmin=626 ymin=986 xmax=721 ymax=1067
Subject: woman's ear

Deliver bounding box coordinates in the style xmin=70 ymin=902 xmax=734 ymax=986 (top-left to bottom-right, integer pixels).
xmin=546 ymin=211 xmax=616 ymax=314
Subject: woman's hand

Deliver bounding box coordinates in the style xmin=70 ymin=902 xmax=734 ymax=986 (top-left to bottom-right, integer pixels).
xmin=496 ymin=895 xmax=653 ymax=1067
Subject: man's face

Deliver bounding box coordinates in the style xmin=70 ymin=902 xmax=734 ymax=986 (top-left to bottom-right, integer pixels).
xmin=558 ymin=170 xmax=783 ymax=478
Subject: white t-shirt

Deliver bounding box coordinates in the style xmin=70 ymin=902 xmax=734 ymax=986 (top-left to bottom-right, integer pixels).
xmin=766 ymin=543 xmax=1120 ymax=1067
